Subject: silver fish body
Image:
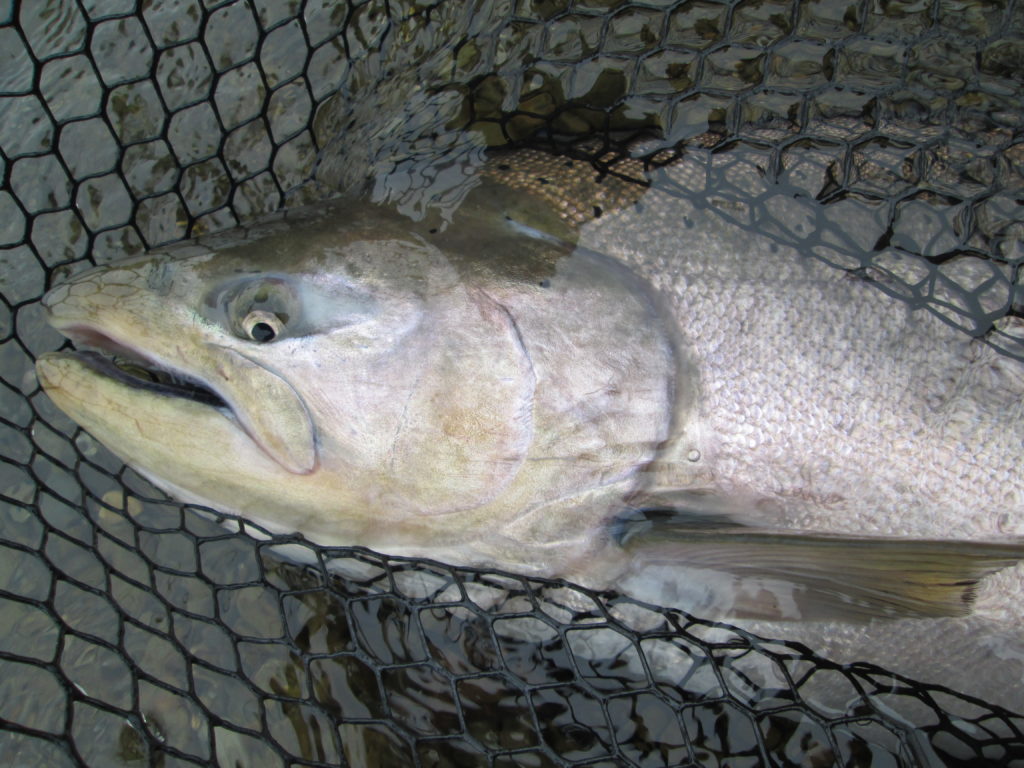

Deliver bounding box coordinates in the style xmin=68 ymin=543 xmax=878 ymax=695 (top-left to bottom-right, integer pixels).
xmin=36 ymin=194 xmax=680 ymax=577
xmin=35 ymin=158 xmax=1024 ymax=709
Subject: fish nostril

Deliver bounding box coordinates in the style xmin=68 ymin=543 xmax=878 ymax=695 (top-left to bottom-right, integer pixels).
xmin=146 ymin=260 xmax=175 ymax=296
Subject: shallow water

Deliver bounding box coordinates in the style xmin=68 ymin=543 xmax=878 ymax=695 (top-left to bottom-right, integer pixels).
xmin=2 ymin=0 xmax=1024 ymax=765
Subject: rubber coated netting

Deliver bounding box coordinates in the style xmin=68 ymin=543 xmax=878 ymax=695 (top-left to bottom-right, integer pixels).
xmin=1 ymin=0 xmax=1024 ymax=766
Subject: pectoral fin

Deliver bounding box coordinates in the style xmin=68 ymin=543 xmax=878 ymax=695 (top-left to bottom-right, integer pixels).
xmin=206 ymin=345 xmax=316 ymax=475
xmin=615 ymin=507 xmax=1024 ymax=621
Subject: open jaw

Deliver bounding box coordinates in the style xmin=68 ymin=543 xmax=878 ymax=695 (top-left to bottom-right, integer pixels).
xmin=44 ymin=323 xmax=318 ymax=476
xmin=59 ymin=327 xmax=227 ymax=409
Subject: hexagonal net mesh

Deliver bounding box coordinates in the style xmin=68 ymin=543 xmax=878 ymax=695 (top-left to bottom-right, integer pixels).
xmin=2 ymin=0 xmax=1024 ymax=766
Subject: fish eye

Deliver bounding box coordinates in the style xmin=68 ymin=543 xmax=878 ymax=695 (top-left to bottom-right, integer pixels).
xmin=214 ymin=276 xmax=297 ymax=343
xmin=242 ymin=310 xmax=285 ymax=343
xmin=210 ymin=273 xmax=370 ymax=343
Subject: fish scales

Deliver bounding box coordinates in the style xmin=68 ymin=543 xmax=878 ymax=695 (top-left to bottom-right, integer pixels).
xmin=34 ymin=151 xmax=1024 ymax=709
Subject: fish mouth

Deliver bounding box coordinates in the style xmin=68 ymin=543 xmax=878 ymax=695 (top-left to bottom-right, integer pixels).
xmin=44 ymin=322 xmax=318 ymax=475
xmin=57 ymin=326 xmax=227 ymax=409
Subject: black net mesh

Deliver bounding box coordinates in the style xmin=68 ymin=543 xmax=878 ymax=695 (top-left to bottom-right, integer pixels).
xmin=2 ymin=0 xmax=1024 ymax=766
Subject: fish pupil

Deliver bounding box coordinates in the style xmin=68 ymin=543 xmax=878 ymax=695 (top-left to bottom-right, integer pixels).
xmin=251 ymin=322 xmax=276 ymax=342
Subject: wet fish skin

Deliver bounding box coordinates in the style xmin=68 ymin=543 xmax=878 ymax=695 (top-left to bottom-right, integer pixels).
xmin=35 ymin=193 xmax=678 ymax=578
xmin=34 ymin=156 xmax=1024 ymax=623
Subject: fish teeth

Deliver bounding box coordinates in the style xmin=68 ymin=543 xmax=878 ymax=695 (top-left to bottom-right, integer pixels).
xmin=111 ymin=355 xmax=159 ymax=383
xmin=109 ymin=353 xmax=186 ymax=391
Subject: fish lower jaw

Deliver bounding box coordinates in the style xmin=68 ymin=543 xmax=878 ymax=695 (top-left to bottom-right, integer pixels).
xmin=44 ymin=318 xmax=229 ymax=409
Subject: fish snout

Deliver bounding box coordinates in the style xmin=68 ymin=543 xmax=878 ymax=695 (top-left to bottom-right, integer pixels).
xmin=42 ymin=261 xmax=166 ymax=326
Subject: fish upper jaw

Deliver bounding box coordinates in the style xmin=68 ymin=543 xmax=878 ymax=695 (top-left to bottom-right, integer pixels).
xmin=50 ymin=323 xmax=148 ymax=362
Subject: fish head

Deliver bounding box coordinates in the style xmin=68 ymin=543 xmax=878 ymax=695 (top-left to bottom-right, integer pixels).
xmin=36 ymin=196 xmax=680 ymax=563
